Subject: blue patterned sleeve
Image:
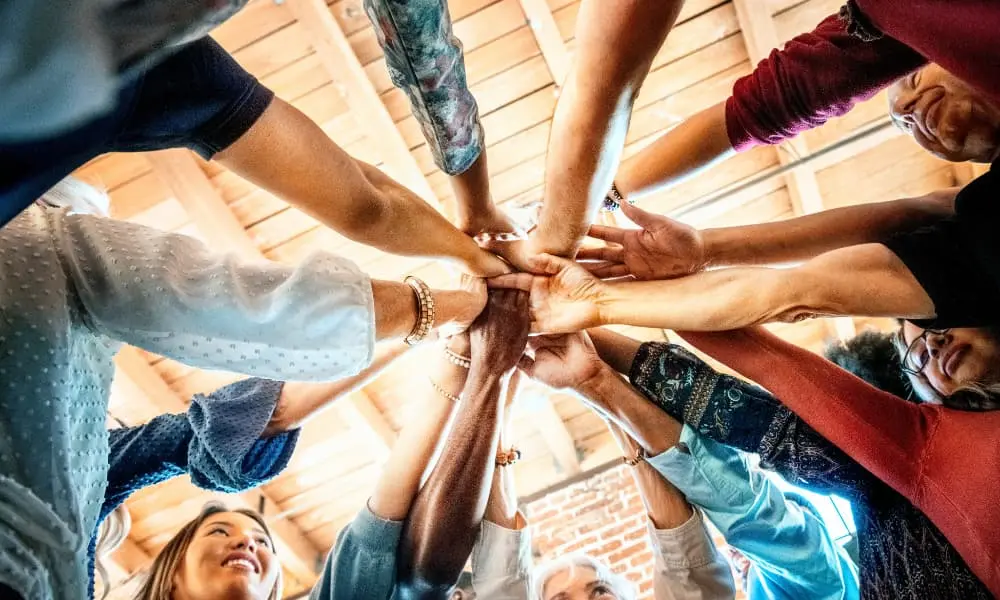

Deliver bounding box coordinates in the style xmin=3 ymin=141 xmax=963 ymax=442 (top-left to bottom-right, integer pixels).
xmin=629 ymin=342 xmax=875 ymax=500
xmin=102 ymin=378 xmax=298 ymax=521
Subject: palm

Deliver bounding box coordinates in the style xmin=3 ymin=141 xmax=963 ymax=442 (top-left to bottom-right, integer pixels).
xmin=529 ymin=263 xmax=602 ymax=333
xmin=625 ymin=218 xmax=703 ymax=280
xmin=526 ymin=334 xmax=602 ymax=389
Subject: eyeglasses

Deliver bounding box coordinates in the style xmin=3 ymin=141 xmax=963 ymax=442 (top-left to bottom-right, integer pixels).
xmin=900 ymin=328 xmax=949 ymax=376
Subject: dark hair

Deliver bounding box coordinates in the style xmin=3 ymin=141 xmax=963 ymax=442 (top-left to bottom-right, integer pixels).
xmin=133 ymin=503 xmax=280 ymax=600
xmin=823 ymin=330 xmax=911 ymax=400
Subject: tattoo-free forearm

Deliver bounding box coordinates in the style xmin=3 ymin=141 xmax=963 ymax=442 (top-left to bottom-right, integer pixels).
xmin=615 ymin=101 xmax=734 ymax=200
xmin=607 ymin=422 xmax=692 ymax=530
xmin=371 ymin=281 xmax=478 ymax=340
xmin=395 ymin=368 xmax=509 ymax=596
xmin=702 ymin=189 xmax=956 ymax=268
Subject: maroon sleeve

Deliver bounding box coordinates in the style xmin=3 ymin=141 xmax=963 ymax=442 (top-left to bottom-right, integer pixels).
xmin=676 ymin=327 xmax=933 ymax=499
xmin=726 ymin=13 xmax=927 ymax=151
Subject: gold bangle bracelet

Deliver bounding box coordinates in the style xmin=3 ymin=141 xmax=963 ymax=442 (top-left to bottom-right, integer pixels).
xmin=404 ymin=276 xmax=435 ymax=345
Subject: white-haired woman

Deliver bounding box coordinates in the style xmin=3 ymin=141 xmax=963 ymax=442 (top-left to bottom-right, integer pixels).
xmin=531 ymin=555 xmax=637 ymax=600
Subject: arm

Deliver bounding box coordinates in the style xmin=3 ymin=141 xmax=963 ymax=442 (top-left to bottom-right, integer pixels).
xmin=55 ymin=210 xmax=484 ymax=381
xmin=395 ymin=290 xmax=530 ymax=598
xmin=647 ymin=429 xmax=857 ymax=599
xmin=532 ymin=0 xmax=684 ymax=257
xmin=677 ymin=327 xmax=934 ymax=501
xmin=215 ymin=96 xmax=508 ymax=278
xmin=103 ymin=379 xmax=296 ymax=520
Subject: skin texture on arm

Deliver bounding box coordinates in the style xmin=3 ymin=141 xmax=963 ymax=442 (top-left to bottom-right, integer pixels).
xmin=580 ymin=188 xmax=957 ymax=280
xmin=368 ymin=334 xmax=472 ymax=522
xmin=491 ymin=245 xmax=936 ymax=333
xmin=372 ymin=275 xmax=486 ymax=341
xmin=532 ymin=0 xmax=684 ymax=257
xmin=395 ymin=290 xmax=531 ymax=598
xmin=264 ymin=340 xmax=412 ymax=436
xmin=614 ymin=101 xmax=734 ymax=200
xmin=215 ymin=97 xmax=508 ymax=277
xmin=605 ymin=421 xmax=692 ymax=529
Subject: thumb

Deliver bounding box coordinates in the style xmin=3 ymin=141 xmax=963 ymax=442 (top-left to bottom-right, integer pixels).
xmin=620 ymin=200 xmax=660 ymax=229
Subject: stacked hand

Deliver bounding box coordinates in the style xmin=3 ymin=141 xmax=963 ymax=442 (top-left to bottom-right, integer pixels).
xmin=518 ymin=332 xmax=605 ymax=390
xmin=578 ymin=201 xmax=706 ymax=280
xmin=469 ymin=289 xmax=532 ymax=375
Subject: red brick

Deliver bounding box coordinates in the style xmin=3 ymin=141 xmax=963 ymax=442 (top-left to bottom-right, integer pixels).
xmin=609 ymin=541 xmax=649 ymax=565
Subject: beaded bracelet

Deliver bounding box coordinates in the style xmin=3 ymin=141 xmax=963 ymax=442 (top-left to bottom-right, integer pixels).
xmin=622 ymin=446 xmax=647 ymax=467
xmin=444 ymin=347 xmax=472 ymax=369
xmin=404 ymin=276 xmax=435 ymax=346
xmin=427 ymin=376 xmax=461 ymax=403
xmin=496 ymin=447 xmax=522 ymax=467
xmin=601 ymin=181 xmax=634 ymax=212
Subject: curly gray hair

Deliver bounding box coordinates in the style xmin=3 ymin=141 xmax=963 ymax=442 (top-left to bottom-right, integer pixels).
xmin=530 ymin=554 xmax=636 ymax=600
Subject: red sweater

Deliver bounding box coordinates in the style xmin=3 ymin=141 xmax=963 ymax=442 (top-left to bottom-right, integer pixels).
xmin=726 ymin=1 xmax=1000 ymax=150
xmin=679 ymin=328 xmax=1000 ymax=596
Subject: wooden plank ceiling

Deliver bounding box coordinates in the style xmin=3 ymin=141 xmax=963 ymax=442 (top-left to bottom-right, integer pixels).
xmin=79 ymin=0 xmax=964 ymax=596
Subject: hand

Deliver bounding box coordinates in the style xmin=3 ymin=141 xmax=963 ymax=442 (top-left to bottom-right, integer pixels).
xmin=463 ymin=245 xmax=514 ymax=278
xmin=438 ymin=274 xmax=487 ymax=335
xmin=488 ymin=254 xmax=607 ymax=334
xmin=578 ymin=201 xmax=706 ymax=280
xmin=519 ymin=332 xmax=605 ymax=390
xmin=469 ymin=289 xmax=531 ymax=374
xmin=464 ymin=204 xmax=535 ymax=273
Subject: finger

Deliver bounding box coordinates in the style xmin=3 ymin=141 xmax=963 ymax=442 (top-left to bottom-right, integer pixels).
xmin=587 ymin=224 xmax=626 ymax=244
xmin=576 ymin=244 xmax=625 ymax=263
xmin=585 ymin=263 xmax=631 ymax=279
xmin=601 ymin=275 xmax=637 ymax=283
xmin=487 ymin=273 xmax=533 ymax=291
xmin=619 ymin=200 xmax=659 ymax=228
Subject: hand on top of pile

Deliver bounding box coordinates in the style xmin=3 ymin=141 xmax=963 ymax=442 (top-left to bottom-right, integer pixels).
xmin=578 ymin=201 xmax=706 ymax=280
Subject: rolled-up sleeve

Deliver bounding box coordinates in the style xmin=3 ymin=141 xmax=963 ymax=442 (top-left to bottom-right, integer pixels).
xmin=471 ymin=519 xmax=532 ymax=600
xmin=648 ymin=511 xmax=736 ymax=600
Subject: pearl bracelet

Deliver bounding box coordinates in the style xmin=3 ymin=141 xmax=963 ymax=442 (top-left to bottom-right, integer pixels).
xmin=444 ymin=347 xmax=471 ymax=369
xmin=428 ymin=377 xmax=461 ymax=403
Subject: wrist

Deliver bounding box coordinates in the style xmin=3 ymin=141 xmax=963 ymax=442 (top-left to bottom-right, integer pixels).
xmin=700 ymin=228 xmax=727 ymax=269
xmin=432 ymin=289 xmax=472 ymax=326
xmin=575 ymin=363 xmax=619 ymax=404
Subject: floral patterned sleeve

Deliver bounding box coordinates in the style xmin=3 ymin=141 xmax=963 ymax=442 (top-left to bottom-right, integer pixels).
xmin=629 ymin=342 xmax=876 ymax=500
xmin=364 ymin=0 xmax=484 ymax=175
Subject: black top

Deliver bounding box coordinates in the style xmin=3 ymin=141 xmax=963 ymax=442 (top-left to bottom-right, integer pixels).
xmin=629 ymin=342 xmax=991 ymax=600
xmin=884 ymin=161 xmax=1000 ymax=328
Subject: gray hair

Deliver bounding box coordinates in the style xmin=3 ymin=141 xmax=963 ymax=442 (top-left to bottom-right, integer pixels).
xmin=530 ymin=554 xmax=636 ymax=600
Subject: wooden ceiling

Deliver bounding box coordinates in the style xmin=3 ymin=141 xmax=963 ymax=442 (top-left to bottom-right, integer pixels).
xmin=79 ymin=0 xmax=980 ymax=596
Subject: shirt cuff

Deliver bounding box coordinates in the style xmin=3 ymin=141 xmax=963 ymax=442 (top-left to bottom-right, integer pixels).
xmin=349 ymin=503 xmax=405 ymax=554
xmin=649 ymin=511 xmax=722 ymax=569
xmin=472 ymin=519 xmax=533 ymax=583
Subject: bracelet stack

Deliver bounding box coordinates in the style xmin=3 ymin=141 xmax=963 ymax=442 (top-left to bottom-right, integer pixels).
xmin=602 ymin=181 xmax=632 ymax=212
xmin=444 ymin=346 xmax=471 ymax=369
xmin=496 ymin=447 xmax=522 ymax=467
xmin=404 ymin=276 xmax=435 ymax=346
xmin=623 ymin=446 xmax=647 ymax=467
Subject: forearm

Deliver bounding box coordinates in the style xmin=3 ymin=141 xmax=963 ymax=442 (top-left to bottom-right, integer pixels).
xmin=534 ymin=0 xmax=684 ymax=257
xmin=371 ymin=282 xmax=476 ymax=340
xmin=606 ymin=422 xmax=691 ymax=529
xmin=397 ymin=367 xmax=509 ymax=594
xmin=597 ymin=244 xmax=936 ymax=331
xmin=265 ymin=341 xmax=411 ymax=435
xmin=577 ymin=366 xmax=681 ymax=456
xmin=702 ymin=189 xmax=957 ymax=268
xmin=586 ymin=328 xmax=643 ymax=374
xmin=615 ymin=101 xmax=734 ymax=200
xmin=369 ymin=337 xmax=471 ymax=521
xmin=484 ymin=467 xmax=521 ymax=530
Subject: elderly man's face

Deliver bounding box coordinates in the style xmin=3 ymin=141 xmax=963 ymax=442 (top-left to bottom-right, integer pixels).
xmin=542 ymin=566 xmax=621 ymax=600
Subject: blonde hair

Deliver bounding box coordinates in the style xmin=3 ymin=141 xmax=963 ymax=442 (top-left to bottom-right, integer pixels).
xmin=530 ymin=554 xmax=636 ymax=600
xmin=133 ymin=503 xmax=281 ymax=600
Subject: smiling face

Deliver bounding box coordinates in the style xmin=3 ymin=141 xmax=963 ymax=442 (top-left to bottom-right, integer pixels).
xmin=888 ymin=64 xmax=1000 ymax=163
xmin=899 ymin=323 xmax=1000 ymax=399
xmin=172 ymin=511 xmax=280 ymax=600
xmin=542 ymin=566 xmax=623 ymax=600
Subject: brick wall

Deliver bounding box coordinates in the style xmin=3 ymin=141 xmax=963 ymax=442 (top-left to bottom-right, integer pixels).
xmin=525 ymin=464 xmax=745 ymax=600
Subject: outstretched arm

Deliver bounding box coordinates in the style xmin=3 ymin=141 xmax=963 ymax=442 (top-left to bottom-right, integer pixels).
xmin=395 ymin=290 xmax=531 ymax=598
xmin=532 ymin=0 xmax=684 ymax=257
xmin=216 ymin=97 xmax=508 ymax=277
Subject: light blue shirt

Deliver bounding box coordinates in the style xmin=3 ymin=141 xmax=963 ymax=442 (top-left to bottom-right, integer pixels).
xmin=647 ymin=426 xmax=860 ymax=600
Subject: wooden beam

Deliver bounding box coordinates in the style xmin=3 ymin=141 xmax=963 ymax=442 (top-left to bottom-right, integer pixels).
xmin=529 ymin=396 xmax=582 ymax=476
xmin=111 ymin=349 xmax=322 ymax=588
xmin=732 ymin=0 xmax=825 ymax=215
xmin=333 ymin=390 xmax=396 ymax=461
xmin=287 ymin=0 xmax=439 ymax=205
xmin=147 ymin=150 xmax=263 ymax=259
xmin=518 ymin=0 xmax=571 ymax=85
xmin=953 ymin=162 xmax=990 ymax=186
